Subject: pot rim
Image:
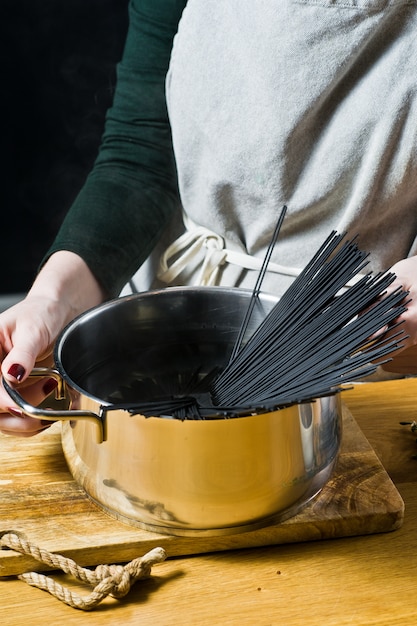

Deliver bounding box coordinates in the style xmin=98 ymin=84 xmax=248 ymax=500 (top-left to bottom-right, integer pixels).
xmin=53 ymin=285 xmax=281 ymax=408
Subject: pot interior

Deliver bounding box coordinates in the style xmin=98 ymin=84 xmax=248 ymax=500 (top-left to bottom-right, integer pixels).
xmin=56 ymin=287 xmax=278 ymax=410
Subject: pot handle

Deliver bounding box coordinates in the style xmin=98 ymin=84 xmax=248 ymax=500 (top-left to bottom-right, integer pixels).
xmin=2 ymin=367 xmax=107 ymax=443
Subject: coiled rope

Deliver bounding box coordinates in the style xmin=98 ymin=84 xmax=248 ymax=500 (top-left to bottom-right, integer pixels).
xmin=0 ymin=531 xmax=166 ymax=611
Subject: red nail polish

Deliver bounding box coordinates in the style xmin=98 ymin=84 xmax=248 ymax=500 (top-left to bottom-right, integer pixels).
xmin=7 ymin=364 xmax=26 ymax=382
xmin=7 ymin=407 xmax=23 ymax=418
xmin=43 ymin=378 xmax=58 ymax=396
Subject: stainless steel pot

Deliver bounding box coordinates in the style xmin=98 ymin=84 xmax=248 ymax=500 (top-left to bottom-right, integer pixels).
xmin=3 ymin=287 xmax=342 ymax=536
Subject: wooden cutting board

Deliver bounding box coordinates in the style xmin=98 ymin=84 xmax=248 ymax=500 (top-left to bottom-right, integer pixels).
xmin=0 ymin=405 xmax=404 ymax=576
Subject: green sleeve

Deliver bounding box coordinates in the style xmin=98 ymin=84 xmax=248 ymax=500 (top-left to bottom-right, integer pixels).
xmin=44 ymin=0 xmax=187 ymax=297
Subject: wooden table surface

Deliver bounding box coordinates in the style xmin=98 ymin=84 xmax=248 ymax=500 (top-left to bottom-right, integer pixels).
xmin=2 ymin=378 xmax=417 ymax=625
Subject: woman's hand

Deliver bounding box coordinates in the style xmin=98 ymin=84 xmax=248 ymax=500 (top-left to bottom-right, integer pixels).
xmin=0 ymin=251 xmax=107 ymax=436
xmin=381 ymin=255 xmax=417 ymax=373
xmin=0 ymin=297 xmax=64 ymax=436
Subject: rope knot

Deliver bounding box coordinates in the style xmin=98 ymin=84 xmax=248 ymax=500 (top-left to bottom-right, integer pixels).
xmin=94 ymin=563 xmax=132 ymax=598
xmin=2 ymin=530 xmax=167 ymax=611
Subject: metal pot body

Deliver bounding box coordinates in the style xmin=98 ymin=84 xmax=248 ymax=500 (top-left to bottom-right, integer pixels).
xmin=62 ymin=397 xmax=340 ymax=536
xmin=49 ymin=288 xmax=343 ymax=535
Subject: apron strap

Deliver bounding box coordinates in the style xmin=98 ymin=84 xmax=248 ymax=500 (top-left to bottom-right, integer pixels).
xmin=157 ymin=212 xmax=302 ymax=286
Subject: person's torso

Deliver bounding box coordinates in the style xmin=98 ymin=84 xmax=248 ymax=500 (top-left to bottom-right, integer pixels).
xmin=161 ymin=0 xmax=417 ymax=295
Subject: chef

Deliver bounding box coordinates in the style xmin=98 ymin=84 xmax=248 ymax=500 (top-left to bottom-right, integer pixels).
xmin=1 ymin=0 xmax=417 ymax=435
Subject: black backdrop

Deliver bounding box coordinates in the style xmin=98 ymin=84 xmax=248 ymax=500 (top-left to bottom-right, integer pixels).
xmin=1 ymin=0 xmax=129 ymax=292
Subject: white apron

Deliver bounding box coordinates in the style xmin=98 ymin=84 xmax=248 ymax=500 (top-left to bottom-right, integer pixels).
xmin=125 ymin=0 xmax=417 ymax=298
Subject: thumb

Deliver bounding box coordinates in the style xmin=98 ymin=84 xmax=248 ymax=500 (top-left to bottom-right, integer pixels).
xmin=2 ymin=349 xmax=38 ymax=384
xmin=1 ymin=325 xmax=51 ymax=384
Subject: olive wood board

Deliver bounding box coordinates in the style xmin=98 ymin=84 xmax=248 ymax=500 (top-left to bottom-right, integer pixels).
xmin=0 ymin=405 xmax=404 ymax=576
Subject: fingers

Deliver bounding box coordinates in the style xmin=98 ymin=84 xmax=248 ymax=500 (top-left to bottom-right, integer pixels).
xmin=1 ymin=374 xmax=58 ymax=406
xmin=0 ymin=304 xmax=56 ymax=435
xmin=0 ymin=410 xmax=53 ymax=437
xmin=381 ymin=344 xmax=417 ymax=374
xmin=1 ymin=329 xmax=51 ymax=385
xmin=0 ymin=374 xmax=58 ymax=437
xmin=372 ymin=257 xmax=417 ymax=372
xmin=2 ymin=351 xmax=54 ymax=388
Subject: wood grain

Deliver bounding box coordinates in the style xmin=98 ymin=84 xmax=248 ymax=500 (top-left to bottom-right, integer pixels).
xmin=0 ymin=404 xmax=403 ymax=577
xmin=2 ymin=379 xmax=417 ymax=625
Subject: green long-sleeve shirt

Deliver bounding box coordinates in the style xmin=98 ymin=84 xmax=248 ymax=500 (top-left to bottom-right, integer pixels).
xmin=45 ymin=0 xmax=187 ymax=297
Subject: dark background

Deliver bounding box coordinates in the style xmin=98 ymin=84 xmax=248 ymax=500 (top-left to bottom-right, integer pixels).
xmin=0 ymin=0 xmax=129 ymax=293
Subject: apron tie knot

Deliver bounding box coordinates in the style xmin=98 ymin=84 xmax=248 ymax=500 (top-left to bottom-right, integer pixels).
xmin=157 ymin=222 xmax=228 ymax=286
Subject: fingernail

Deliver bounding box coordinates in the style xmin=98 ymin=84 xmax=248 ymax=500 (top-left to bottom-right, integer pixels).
xmin=7 ymin=407 xmax=23 ymax=417
xmin=42 ymin=378 xmax=58 ymax=396
xmin=7 ymin=364 xmax=26 ymax=382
